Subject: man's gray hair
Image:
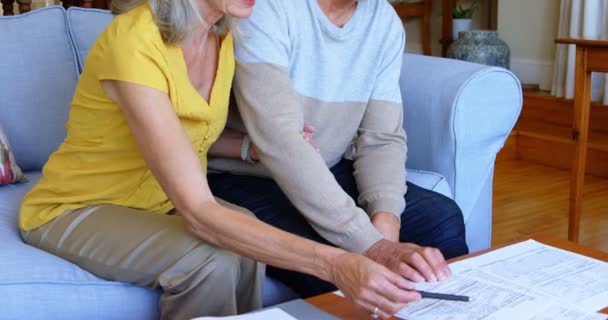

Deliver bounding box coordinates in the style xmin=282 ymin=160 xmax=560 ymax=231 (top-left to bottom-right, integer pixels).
xmin=111 ymin=0 xmax=231 ymax=44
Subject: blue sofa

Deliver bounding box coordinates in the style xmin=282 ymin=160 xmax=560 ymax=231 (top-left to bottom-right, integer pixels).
xmin=0 ymin=6 xmax=522 ymax=320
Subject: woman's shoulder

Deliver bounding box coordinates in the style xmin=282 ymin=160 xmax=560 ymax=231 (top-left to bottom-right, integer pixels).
xmin=102 ymin=4 xmax=163 ymax=46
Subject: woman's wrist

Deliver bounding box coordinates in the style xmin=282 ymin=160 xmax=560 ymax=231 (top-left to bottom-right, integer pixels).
xmin=314 ymin=244 xmax=348 ymax=283
xmin=249 ymin=143 xmax=259 ymax=161
xmin=240 ymin=135 xmax=258 ymax=163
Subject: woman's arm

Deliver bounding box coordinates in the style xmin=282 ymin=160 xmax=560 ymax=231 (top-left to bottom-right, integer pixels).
xmin=209 ymin=125 xmax=317 ymax=160
xmin=101 ymin=80 xmax=420 ymax=319
xmin=208 ymin=128 xmax=256 ymax=160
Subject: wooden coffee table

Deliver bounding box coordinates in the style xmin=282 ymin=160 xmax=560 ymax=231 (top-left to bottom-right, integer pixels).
xmin=306 ymin=235 xmax=608 ymax=319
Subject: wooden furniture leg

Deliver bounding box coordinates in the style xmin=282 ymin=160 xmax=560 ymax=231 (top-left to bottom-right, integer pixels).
xmin=441 ymin=0 xmax=456 ymax=56
xmin=421 ymin=0 xmax=432 ymax=55
xmin=16 ymin=0 xmax=30 ymax=13
xmin=62 ymin=0 xmax=74 ymax=9
xmin=569 ymin=46 xmax=592 ymax=243
xmin=1 ymin=0 xmax=15 ymax=15
xmin=93 ymin=0 xmax=109 ymax=9
xmin=392 ymin=0 xmax=433 ymax=56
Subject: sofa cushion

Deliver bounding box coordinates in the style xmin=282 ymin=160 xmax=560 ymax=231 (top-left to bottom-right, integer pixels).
xmin=0 ymin=6 xmax=79 ymax=172
xmin=0 ymin=171 xmax=161 ymax=319
xmin=0 ymin=125 xmax=26 ymax=185
xmin=66 ymin=7 xmax=113 ymax=71
xmin=0 ymin=172 xmax=40 ymax=240
xmin=407 ymin=169 xmax=452 ymax=199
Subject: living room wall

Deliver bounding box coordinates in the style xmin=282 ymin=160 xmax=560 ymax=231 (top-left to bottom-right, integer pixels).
xmin=497 ymin=0 xmax=561 ymax=91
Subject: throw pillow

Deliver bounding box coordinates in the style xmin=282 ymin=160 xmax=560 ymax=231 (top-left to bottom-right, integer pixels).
xmin=0 ymin=125 xmax=26 ymax=185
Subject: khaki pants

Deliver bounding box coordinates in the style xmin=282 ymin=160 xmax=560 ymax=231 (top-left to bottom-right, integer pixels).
xmin=21 ymin=199 xmax=264 ymax=320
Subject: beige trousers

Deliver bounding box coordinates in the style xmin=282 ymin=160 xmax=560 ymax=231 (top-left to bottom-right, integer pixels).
xmin=21 ymin=199 xmax=264 ymax=320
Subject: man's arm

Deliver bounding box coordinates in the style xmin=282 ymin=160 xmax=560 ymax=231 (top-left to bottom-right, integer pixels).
xmin=353 ymin=21 xmax=407 ymax=241
xmin=233 ymin=0 xmax=382 ymax=253
xmin=235 ymin=63 xmax=383 ymax=253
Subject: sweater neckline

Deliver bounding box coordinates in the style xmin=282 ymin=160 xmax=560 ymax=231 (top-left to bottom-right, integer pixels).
xmin=309 ymin=0 xmax=365 ymax=40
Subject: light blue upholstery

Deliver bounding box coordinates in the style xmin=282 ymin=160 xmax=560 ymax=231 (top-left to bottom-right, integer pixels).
xmin=407 ymin=169 xmax=452 ymax=199
xmin=0 ymin=6 xmax=521 ymax=319
xmin=0 ymin=173 xmax=161 ymax=320
xmin=0 ymin=6 xmax=78 ymax=172
xmin=66 ymin=7 xmax=112 ymax=71
xmin=401 ymin=54 xmax=522 ymax=252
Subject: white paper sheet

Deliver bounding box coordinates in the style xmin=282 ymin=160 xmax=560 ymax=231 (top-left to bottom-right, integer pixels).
xmin=396 ymin=240 xmax=608 ymax=320
xmin=192 ymin=308 xmax=297 ymax=320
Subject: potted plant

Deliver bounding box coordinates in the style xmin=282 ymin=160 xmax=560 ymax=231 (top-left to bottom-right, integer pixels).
xmin=452 ymin=0 xmax=478 ymax=40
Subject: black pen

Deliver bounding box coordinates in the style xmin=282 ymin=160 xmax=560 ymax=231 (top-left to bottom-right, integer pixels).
xmin=416 ymin=290 xmax=470 ymax=302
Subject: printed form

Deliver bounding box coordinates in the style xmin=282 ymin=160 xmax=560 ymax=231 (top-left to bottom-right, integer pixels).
xmin=397 ymin=240 xmax=608 ymax=320
xmin=192 ymin=308 xmax=297 ymax=320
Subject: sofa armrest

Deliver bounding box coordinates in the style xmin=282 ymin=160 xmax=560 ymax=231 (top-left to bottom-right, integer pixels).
xmin=400 ymin=54 xmax=522 ymax=223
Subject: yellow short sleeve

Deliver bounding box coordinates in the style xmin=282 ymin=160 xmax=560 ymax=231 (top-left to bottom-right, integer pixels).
xmin=91 ymin=15 xmax=170 ymax=93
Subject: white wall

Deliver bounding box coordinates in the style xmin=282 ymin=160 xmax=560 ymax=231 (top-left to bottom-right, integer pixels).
xmin=497 ymin=0 xmax=560 ymax=91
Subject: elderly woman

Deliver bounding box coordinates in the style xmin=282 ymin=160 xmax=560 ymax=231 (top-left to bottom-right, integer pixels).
xmin=19 ymin=0 xmax=420 ymax=319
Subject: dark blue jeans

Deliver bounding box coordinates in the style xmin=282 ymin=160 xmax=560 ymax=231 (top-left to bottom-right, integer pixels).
xmin=208 ymin=159 xmax=468 ymax=297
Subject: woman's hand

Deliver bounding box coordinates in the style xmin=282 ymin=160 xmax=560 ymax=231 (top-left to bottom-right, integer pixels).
xmin=250 ymin=124 xmax=319 ymax=160
xmin=329 ymin=252 xmax=421 ymax=319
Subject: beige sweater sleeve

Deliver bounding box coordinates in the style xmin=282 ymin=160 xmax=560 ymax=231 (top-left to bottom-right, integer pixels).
xmin=353 ymin=28 xmax=408 ymax=220
xmin=353 ymin=99 xmax=407 ymax=220
xmin=233 ymin=62 xmax=383 ymax=254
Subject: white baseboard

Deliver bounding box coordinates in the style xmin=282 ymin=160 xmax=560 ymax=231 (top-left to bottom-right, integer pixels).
xmin=510 ymin=58 xmax=554 ymax=91
xmin=511 ymin=58 xmax=605 ymax=100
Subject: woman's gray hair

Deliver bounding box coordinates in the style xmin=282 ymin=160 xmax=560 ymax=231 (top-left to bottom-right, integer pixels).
xmin=111 ymin=0 xmax=231 ymax=44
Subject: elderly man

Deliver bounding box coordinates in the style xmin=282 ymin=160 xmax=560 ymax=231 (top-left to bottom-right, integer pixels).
xmin=209 ymin=0 xmax=468 ymax=303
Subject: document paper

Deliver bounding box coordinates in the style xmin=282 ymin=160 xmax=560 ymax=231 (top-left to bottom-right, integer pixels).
xmin=397 ymin=240 xmax=608 ymax=320
xmin=192 ymin=308 xmax=297 ymax=320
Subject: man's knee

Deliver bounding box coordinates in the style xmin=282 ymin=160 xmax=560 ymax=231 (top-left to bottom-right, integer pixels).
xmin=434 ymin=197 xmax=468 ymax=257
xmin=442 ymin=197 xmax=466 ymax=234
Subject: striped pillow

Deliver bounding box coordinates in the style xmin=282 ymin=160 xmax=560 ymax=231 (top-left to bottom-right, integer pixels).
xmin=0 ymin=125 xmax=26 ymax=185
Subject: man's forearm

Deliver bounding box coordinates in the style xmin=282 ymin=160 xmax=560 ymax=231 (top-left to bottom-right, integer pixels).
xmin=371 ymin=212 xmax=400 ymax=242
xmin=234 ymin=62 xmax=383 ymax=253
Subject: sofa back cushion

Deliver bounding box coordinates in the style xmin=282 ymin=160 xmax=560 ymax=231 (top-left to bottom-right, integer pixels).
xmin=0 ymin=6 xmax=79 ymax=172
xmin=66 ymin=7 xmax=113 ymax=71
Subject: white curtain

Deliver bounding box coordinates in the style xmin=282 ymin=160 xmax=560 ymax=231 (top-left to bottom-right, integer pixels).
xmin=551 ymin=0 xmax=608 ymax=105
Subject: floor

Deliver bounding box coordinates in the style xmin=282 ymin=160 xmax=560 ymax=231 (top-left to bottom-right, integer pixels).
xmin=492 ymin=159 xmax=608 ymax=252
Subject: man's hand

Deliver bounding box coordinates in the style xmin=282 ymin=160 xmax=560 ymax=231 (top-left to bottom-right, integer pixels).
xmin=363 ymin=239 xmax=451 ymax=283
xmin=371 ymin=212 xmax=400 ymax=242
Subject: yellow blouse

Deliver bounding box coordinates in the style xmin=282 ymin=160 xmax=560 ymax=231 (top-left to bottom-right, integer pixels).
xmin=20 ymin=5 xmax=234 ymax=231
